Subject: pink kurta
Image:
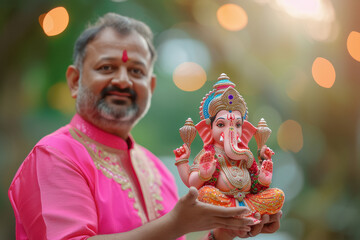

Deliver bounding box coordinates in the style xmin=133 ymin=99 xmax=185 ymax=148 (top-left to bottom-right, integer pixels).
xmin=9 ymin=114 xmax=184 ymax=240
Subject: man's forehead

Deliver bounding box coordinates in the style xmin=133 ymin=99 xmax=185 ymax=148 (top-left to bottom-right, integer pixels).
xmin=85 ymin=28 xmax=151 ymax=59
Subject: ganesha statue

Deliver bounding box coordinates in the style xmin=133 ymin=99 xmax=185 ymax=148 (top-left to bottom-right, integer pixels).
xmin=174 ymin=73 xmax=284 ymax=219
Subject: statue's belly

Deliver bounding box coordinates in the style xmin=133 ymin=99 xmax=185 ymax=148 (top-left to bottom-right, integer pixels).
xmin=216 ymin=170 xmax=251 ymax=193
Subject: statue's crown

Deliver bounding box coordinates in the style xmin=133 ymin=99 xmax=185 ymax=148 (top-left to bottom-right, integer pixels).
xmin=199 ymin=73 xmax=247 ymax=120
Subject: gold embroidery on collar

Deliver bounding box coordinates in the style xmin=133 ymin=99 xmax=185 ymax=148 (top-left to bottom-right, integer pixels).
xmin=131 ymin=145 xmax=164 ymax=221
xmin=69 ymin=128 xmax=147 ymax=224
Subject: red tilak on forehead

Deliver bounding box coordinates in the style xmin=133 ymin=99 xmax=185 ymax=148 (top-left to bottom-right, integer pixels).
xmin=122 ymin=49 xmax=128 ymax=62
xmin=227 ymin=113 xmax=235 ymax=120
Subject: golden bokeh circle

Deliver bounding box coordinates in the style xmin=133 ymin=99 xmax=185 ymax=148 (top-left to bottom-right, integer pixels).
xmin=173 ymin=62 xmax=207 ymax=92
xmin=347 ymin=31 xmax=360 ymax=62
xmin=216 ymin=4 xmax=248 ymax=31
xmin=312 ymin=57 xmax=336 ymax=88
xmin=41 ymin=7 xmax=69 ymax=36
xmin=277 ymin=120 xmax=303 ymax=153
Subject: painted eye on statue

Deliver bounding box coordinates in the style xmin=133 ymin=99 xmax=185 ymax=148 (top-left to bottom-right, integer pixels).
xmin=216 ymin=122 xmax=225 ymax=128
xmin=236 ymin=122 xmax=242 ymax=128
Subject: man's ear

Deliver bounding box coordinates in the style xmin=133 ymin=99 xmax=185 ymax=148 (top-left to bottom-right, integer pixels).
xmin=150 ymin=74 xmax=157 ymax=94
xmin=66 ymin=65 xmax=80 ymax=98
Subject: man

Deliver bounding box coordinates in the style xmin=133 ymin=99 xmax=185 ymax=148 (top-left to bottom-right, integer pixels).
xmin=9 ymin=13 xmax=281 ymax=239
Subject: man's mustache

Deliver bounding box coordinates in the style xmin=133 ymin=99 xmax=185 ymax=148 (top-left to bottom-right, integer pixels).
xmin=101 ymin=86 xmax=137 ymax=102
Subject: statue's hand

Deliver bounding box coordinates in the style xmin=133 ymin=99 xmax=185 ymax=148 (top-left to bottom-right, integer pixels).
xmin=258 ymin=160 xmax=273 ymax=186
xmin=174 ymin=143 xmax=191 ymax=161
xmin=199 ymin=152 xmax=216 ymax=180
xmin=260 ymin=145 xmax=274 ymax=161
xmin=262 ymin=159 xmax=273 ymax=173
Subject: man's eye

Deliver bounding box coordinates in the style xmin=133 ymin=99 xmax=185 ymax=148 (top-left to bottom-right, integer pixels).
xmin=98 ymin=65 xmax=114 ymax=73
xmin=129 ymin=68 xmax=145 ymax=77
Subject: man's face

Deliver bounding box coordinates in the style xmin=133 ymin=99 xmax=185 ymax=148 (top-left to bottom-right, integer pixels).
xmin=74 ymin=28 xmax=156 ymax=130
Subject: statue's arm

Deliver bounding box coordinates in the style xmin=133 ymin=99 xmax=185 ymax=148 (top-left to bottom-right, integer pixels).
xmin=188 ymin=171 xmax=206 ymax=189
xmin=174 ymin=144 xmax=191 ymax=187
xmin=257 ymin=145 xmax=274 ymax=187
xmin=248 ymin=159 xmax=270 ymax=194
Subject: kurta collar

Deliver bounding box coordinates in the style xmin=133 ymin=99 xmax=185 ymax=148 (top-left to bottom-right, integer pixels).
xmin=70 ymin=114 xmax=134 ymax=150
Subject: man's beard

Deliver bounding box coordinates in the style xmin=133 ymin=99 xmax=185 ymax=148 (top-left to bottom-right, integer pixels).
xmin=76 ymin=82 xmax=139 ymax=124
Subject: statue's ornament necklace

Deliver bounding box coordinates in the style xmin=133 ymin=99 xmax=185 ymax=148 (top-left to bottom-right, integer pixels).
xmin=214 ymin=146 xmax=251 ymax=190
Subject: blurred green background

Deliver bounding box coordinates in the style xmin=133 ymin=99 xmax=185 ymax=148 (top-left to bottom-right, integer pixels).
xmin=1 ymin=0 xmax=359 ymax=239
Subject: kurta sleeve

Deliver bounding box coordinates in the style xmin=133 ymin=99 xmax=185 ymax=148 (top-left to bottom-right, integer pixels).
xmin=9 ymin=145 xmax=98 ymax=240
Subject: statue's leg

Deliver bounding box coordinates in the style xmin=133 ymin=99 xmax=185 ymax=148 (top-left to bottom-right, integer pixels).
xmin=243 ymin=188 xmax=285 ymax=215
xmin=197 ymin=185 xmax=235 ymax=207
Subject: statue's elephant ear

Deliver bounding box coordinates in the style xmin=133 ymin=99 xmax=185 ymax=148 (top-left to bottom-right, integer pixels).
xmin=239 ymin=120 xmax=257 ymax=149
xmin=195 ymin=119 xmax=214 ymax=146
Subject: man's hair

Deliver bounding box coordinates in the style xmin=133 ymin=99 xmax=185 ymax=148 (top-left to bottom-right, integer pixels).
xmin=73 ymin=13 xmax=156 ymax=68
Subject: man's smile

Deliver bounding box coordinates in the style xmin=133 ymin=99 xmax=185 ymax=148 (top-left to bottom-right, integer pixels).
xmin=106 ymin=91 xmax=132 ymax=97
xmin=101 ymin=87 xmax=136 ymax=104
xmin=106 ymin=91 xmax=132 ymax=101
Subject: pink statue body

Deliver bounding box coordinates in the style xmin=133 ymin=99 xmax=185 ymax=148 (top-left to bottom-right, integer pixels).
xmin=174 ymin=73 xmax=284 ymax=219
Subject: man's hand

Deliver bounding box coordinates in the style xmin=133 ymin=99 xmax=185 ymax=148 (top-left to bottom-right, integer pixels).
xmin=247 ymin=211 xmax=283 ymax=237
xmin=214 ymin=211 xmax=283 ymax=239
xmin=168 ymin=187 xmax=257 ymax=237
xmin=258 ymin=211 xmax=282 ymax=234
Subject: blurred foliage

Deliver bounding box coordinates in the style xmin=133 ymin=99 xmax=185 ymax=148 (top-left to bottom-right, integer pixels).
xmin=1 ymin=0 xmax=359 ymax=239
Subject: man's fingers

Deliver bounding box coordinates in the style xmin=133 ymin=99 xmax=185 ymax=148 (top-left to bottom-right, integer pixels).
xmin=249 ymin=221 xmax=264 ymax=236
xmin=261 ymin=211 xmax=282 ymax=233
xmin=215 ymin=224 xmax=247 ymax=231
xmin=261 ymin=214 xmax=270 ymax=223
xmin=254 ymin=212 xmax=261 ymax=219
xmin=268 ymin=211 xmax=282 ymax=223
xmin=249 ymin=214 xmax=269 ymax=236
xmin=214 ymin=216 xmax=256 ymax=228
xmin=215 ymin=222 xmax=252 ymax=232
xmin=204 ymin=205 xmax=251 ymax=217
xmin=182 ymin=187 xmax=198 ymax=204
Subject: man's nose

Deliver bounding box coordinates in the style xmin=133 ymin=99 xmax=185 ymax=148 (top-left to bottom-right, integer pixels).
xmin=111 ymin=67 xmax=133 ymax=88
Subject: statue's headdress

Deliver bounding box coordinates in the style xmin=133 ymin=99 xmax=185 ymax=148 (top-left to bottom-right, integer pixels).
xmin=199 ymin=73 xmax=248 ymax=121
xmin=195 ymin=73 xmax=256 ymax=148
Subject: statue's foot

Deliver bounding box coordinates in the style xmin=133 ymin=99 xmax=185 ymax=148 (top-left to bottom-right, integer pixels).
xmin=244 ymin=188 xmax=285 ymax=215
xmin=197 ymin=185 xmax=235 ymax=207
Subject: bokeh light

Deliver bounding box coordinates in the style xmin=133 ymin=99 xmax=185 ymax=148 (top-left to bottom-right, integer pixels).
xmin=216 ymin=4 xmax=248 ymax=31
xmin=305 ymin=19 xmax=338 ymax=42
xmin=276 ymin=0 xmax=323 ymax=20
xmin=47 ymin=82 xmax=75 ymax=114
xmin=38 ymin=13 xmax=46 ymax=27
xmin=272 ymin=151 xmax=304 ymax=202
xmin=192 ymin=0 xmax=218 ymax=27
xmin=274 ymin=0 xmax=336 ymax=42
xmin=277 ymin=120 xmax=303 ymax=153
xmin=157 ymin=30 xmax=211 ymax=75
xmin=173 ymin=62 xmax=207 ymax=92
xmin=286 ymin=70 xmax=309 ymax=102
xmin=252 ymin=105 xmax=282 ymax=142
xmin=40 ymin=7 xmax=69 ymax=36
xmin=312 ymin=57 xmax=336 ymax=88
xmin=347 ymin=31 xmax=360 ymax=62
